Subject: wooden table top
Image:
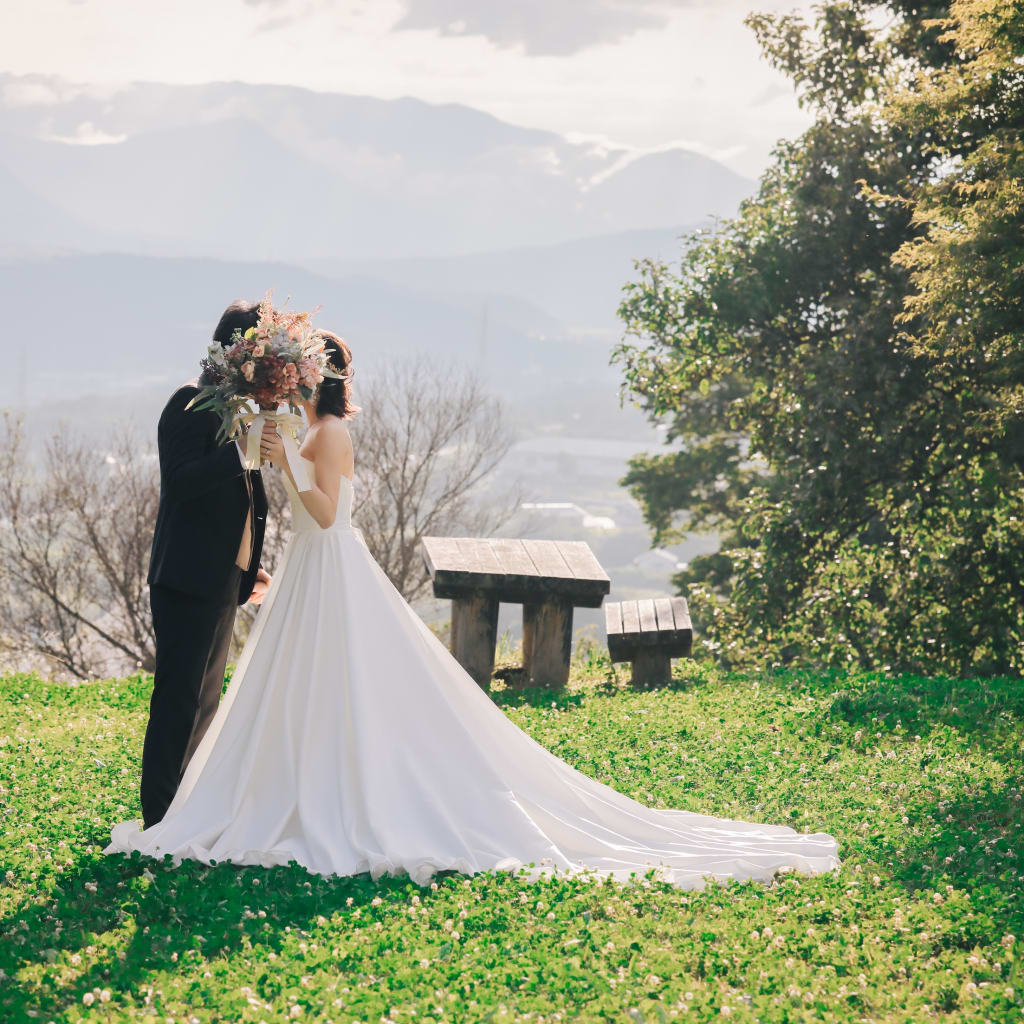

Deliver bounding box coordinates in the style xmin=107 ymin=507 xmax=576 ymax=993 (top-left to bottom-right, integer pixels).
xmin=421 ymin=536 xmax=611 ymax=608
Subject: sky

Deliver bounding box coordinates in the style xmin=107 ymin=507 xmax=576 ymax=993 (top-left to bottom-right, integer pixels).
xmin=1 ymin=0 xmax=818 ymax=178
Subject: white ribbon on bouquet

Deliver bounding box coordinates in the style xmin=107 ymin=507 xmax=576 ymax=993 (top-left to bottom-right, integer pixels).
xmin=239 ymin=408 xmax=312 ymax=492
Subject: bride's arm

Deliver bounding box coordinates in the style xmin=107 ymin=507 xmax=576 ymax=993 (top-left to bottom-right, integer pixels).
xmin=263 ymin=419 xmax=351 ymax=529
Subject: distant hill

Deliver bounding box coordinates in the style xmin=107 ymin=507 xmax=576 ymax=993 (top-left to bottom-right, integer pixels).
xmin=0 ymin=250 xmax=629 ymax=411
xmin=0 ymin=75 xmax=752 ymax=262
xmin=308 ymin=224 xmax=694 ymax=329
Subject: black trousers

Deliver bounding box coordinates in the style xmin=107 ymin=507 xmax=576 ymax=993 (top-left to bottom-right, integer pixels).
xmin=140 ymin=571 xmax=240 ymax=829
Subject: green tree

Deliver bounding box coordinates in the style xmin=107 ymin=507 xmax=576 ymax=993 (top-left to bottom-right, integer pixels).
xmin=614 ymin=0 xmax=1024 ymax=675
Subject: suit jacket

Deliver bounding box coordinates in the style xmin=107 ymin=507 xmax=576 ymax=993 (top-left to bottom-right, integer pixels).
xmin=148 ymin=383 xmax=268 ymax=607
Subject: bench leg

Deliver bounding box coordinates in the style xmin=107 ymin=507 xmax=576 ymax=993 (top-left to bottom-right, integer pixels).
xmin=522 ymin=599 xmax=573 ymax=688
xmin=450 ymin=594 xmax=499 ymax=688
xmin=631 ymin=649 xmax=672 ymax=688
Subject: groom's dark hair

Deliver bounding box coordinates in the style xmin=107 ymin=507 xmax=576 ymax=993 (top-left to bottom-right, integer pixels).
xmin=212 ymin=299 xmax=261 ymax=346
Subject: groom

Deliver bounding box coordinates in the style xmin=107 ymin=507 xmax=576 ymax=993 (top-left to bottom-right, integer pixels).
xmin=140 ymin=299 xmax=272 ymax=829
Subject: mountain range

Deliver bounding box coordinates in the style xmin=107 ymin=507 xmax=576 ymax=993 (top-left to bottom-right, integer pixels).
xmin=0 ymin=74 xmax=751 ymax=263
xmin=0 ymin=74 xmax=751 ymax=429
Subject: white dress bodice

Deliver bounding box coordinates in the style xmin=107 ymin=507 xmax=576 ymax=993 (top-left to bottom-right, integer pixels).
xmin=283 ymin=457 xmax=355 ymax=535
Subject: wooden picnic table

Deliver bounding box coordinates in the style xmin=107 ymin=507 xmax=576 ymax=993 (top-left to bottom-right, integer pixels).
xmin=421 ymin=536 xmax=611 ymax=689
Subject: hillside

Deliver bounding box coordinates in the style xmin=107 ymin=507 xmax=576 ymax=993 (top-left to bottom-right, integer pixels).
xmin=2 ymin=664 xmax=1021 ymax=1021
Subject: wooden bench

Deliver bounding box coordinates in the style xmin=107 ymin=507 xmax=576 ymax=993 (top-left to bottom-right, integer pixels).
xmin=421 ymin=536 xmax=611 ymax=689
xmin=605 ymin=597 xmax=693 ymax=686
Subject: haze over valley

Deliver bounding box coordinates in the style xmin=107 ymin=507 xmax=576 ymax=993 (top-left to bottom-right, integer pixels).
xmin=1 ymin=72 xmax=746 ymax=632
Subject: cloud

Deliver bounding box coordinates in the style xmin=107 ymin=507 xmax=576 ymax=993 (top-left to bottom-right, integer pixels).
xmin=393 ymin=0 xmax=688 ymax=56
xmin=750 ymin=81 xmax=792 ymax=106
xmin=3 ymin=80 xmax=64 ymax=107
xmin=254 ymin=14 xmax=298 ymax=32
xmin=42 ymin=120 xmax=127 ymax=145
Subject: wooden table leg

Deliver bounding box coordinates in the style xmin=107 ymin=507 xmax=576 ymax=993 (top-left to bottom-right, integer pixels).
xmin=630 ymin=649 xmax=672 ymax=688
xmin=522 ymin=599 xmax=573 ymax=688
xmin=450 ymin=593 xmax=499 ymax=688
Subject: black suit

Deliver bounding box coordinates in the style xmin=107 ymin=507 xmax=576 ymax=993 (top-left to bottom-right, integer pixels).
xmin=141 ymin=383 xmax=268 ymax=828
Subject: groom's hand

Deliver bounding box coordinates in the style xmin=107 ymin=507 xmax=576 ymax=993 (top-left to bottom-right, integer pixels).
xmin=247 ymin=568 xmax=272 ymax=605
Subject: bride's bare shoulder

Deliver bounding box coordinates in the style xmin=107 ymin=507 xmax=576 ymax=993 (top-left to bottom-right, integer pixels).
xmin=310 ymin=415 xmax=352 ymax=453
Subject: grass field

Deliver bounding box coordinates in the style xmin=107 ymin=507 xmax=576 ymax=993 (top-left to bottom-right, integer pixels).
xmin=1 ymin=656 xmax=1022 ymax=1023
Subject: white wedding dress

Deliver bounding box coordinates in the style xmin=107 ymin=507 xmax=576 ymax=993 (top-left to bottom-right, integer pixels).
xmin=106 ymin=461 xmax=841 ymax=889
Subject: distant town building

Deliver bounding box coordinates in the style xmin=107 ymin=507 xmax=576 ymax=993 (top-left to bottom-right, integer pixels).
xmin=631 ymin=548 xmax=686 ymax=574
xmin=519 ymin=501 xmax=616 ymax=531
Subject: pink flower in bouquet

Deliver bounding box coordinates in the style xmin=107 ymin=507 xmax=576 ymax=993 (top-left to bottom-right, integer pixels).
xmin=189 ymin=289 xmax=333 ymax=438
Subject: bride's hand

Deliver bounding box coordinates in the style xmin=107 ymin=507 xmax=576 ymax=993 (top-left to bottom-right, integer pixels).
xmin=260 ymin=423 xmax=286 ymax=467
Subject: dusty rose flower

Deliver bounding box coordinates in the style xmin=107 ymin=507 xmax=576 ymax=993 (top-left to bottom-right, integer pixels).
xmin=241 ymin=361 xmax=255 ymax=382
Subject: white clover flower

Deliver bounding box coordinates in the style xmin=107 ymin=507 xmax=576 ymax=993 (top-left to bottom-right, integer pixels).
xmin=371 ymin=897 xmax=382 ymax=908
xmin=82 ymin=993 xmax=95 ymax=1006
xmin=99 ymin=990 xmax=111 ymax=1003
xmin=762 ymin=926 xmax=773 ymax=939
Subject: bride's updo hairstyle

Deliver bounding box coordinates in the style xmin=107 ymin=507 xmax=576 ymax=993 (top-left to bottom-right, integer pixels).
xmin=314 ymin=330 xmax=359 ymax=420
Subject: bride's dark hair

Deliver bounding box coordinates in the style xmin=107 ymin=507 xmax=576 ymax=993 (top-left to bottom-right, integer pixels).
xmin=315 ymin=330 xmax=359 ymax=420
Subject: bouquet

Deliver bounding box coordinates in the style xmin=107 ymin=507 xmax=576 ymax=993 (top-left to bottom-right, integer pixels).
xmin=188 ymin=292 xmax=341 ymax=490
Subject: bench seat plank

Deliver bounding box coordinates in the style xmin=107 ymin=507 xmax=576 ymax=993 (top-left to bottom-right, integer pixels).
xmin=605 ymin=596 xmax=693 ymax=665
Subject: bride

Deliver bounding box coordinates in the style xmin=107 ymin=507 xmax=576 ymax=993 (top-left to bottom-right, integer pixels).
xmin=106 ymin=333 xmax=841 ymax=889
